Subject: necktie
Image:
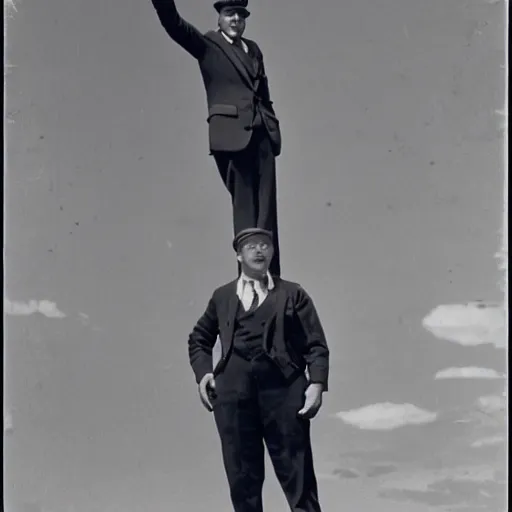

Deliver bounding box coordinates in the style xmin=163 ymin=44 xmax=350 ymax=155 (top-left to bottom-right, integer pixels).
xmin=247 ymin=281 xmax=259 ymax=313
xmin=233 ymin=38 xmax=244 ymax=51
xmin=233 ymin=38 xmax=249 ymax=58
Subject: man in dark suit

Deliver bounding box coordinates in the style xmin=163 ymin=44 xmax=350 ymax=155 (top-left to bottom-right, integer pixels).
xmin=188 ymin=228 xmax=329 ymax=512
xmin=150 ymin=0 xmax=283 ymax=276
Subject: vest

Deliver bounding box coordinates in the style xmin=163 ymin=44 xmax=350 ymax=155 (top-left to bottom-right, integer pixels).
xmin=232 ymin=291 xmax=277 ymax=361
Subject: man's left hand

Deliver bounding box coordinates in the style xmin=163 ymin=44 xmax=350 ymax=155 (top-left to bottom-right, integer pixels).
xmin=298 ymin=383 xmax=323 ymax=419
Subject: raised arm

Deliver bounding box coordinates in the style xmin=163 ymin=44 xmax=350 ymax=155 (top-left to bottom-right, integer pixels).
xmin=188 ymin=295 xmax=220 ymax=384
xmin=150 ymin=0 xmax=207 ymax=60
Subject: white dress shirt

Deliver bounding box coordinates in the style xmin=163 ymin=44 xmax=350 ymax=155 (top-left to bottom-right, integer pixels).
xmin=236 ymin=272 xmax=275 ymax=311
xmin=220 ymin=30 xmax=249 ymax=54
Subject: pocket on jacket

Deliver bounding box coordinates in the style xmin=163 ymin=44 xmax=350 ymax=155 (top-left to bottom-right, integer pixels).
xmin=207 ymin=104 xmax=239 ymax=122
xmin=284 ymin=341 xmax=303 ymax=370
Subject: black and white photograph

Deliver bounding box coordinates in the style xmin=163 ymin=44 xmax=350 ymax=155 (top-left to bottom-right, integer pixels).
xmin=3 ymin=0 xmax=508 ymax=510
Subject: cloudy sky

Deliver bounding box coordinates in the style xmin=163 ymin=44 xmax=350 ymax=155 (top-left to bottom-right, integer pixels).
xmin=4 ymin=0 xmax=507 ymax=511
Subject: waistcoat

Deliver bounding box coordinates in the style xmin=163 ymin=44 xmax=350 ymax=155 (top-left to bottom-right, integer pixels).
xmin=232 ymin=291 xmax=277 ymax=361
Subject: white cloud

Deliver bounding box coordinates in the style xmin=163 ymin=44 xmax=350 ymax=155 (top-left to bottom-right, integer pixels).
xmin=462 ymin=393 xmax=507 ymax=428
xmin=335 ymin=403 xmax=438 ymax=431
xmin=4 ymin=0 xmax=16 ymax=9
xmin=422 ymin=302 xmax=506 ymax=348
xmin=495 ymin=228 xmax=508 ymax=271
xmin=495 ymin=108 xmax=508 ymax=131
xmin=476 ymin=395 xmax=506 ymax=415
xmin=379 ymin=465 xmax=499 ymax=492
xmin=434 ymin=367 xmax=504 ymax=380
xmin=471 ymin=435 xmax=505 ymax=448
xmin=4 ymin=408 xmax=13 ymax=433
xmin=4 ymin=298 xmax=66 ymax=318
xmin=79 ymin=312 xmax=90 ymax=325
xmin=4 ymin=0 xmax=17 ymax=15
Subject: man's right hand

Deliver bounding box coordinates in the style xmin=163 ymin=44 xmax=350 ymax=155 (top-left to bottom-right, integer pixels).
xmin=198 ymin=373 xmax=216 ymax=412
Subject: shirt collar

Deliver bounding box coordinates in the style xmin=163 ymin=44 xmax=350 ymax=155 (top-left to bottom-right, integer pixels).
xmin=237 ymin=271 xmax=274 ymax=295
xmin=220 ymin=30 xmax=233 ymax=44
xmin=220 ymin=30 xmax=247 ymax=50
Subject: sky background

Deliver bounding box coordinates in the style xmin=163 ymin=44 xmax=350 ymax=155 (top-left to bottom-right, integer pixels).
xmin=3 ymin=0 xmax=507 ymax=511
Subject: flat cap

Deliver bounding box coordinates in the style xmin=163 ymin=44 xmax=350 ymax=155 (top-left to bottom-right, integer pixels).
xmin=233 ymin=228 xmax=273 ymax=251
xmin=214 ymin=0 xmax=251 ymax=17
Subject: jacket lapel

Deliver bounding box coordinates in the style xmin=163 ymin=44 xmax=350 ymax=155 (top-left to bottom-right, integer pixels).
xmin=262 ymin=279 xmax=285 ymax=352
xmin=235 ymin=40 xmax=257 ymax=78
xmin=223 ymin=281 xmax=240 ymax=348
xmin=205 ymin=31 xmax=257 ymax=92
xmin=243 ymin=40 xmax=261 ymax=77
xmin=219 ymin=278 xmax=286 ymax=354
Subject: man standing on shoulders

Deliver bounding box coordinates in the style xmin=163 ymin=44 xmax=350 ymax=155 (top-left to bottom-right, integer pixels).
xmin=150 ymin=0 xmax=283 ymax=276
xmin=188 ymin=228 xmax=329 ymax=512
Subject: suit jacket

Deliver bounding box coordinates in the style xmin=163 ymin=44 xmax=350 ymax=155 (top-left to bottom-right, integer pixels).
xmin=188 ymin=278 xmax=330 ymax=391
xmin=151 ymin=0 xmax=282 ymax=156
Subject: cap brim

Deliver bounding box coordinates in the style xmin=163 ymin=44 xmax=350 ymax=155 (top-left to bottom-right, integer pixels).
xmin=216 ymin=6 xmax=251 ymax=17
xmin=233 ymin=231 xmax=273 ymax=251
xmin=236 ymin=8 xmax=251 ymax=17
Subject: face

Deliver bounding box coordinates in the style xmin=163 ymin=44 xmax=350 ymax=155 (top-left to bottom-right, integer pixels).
xmin=218 ymin=8 xmax=247 ymax=40
xmin=237 ymin=236 xmax=274 ymax=275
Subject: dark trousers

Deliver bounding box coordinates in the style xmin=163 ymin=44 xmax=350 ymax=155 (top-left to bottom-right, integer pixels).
xmin=212 ymin=128 xmax=281 ymax=277
xmin=212 ymin=352 xmax=322 ymax=512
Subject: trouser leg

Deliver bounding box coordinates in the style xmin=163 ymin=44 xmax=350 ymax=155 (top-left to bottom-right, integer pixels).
xmin=212 ymin=355 xmax=265 ymax=512
xmin=213 ymin=144 xmax=258 ymax=236
xmin=212 ymin=130 xmax=281 ymax=276
xmin=257 ymin=365 xmax=322 ymax=512
xmin=254 ymin=133 xmax=280 ymax=276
